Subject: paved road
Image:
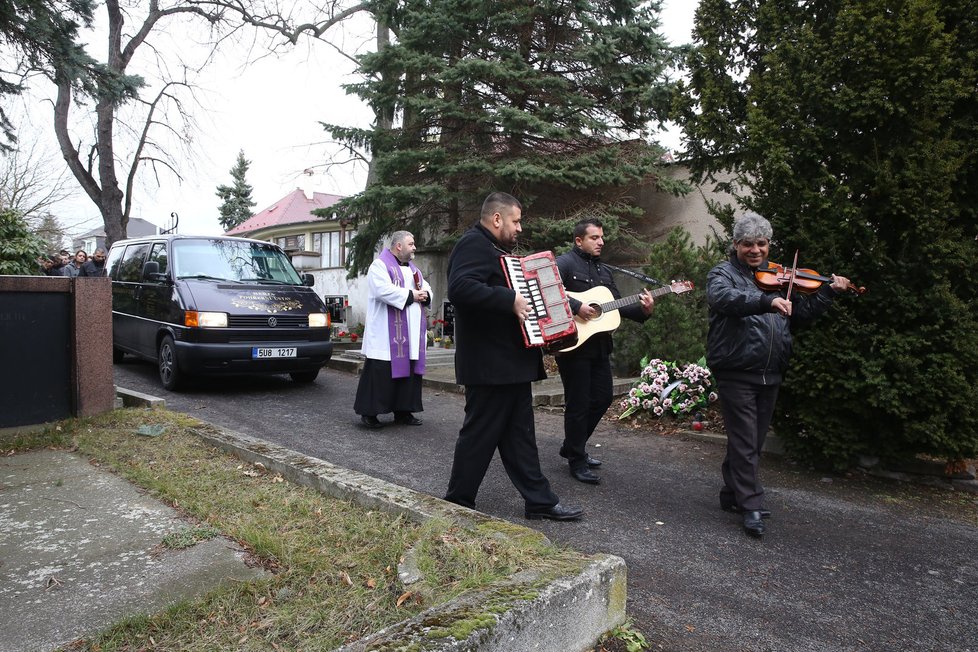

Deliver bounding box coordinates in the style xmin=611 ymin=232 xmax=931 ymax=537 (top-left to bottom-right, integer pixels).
xmin=114 ymin=361 xmax=978 ymax=652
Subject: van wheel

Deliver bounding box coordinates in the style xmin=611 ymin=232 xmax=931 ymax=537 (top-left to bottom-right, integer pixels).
xmin=290 ymin=370 xmax=319 ymax=383
xmin=158 ymin=335 xmax=183 ymax=391
xmin=113 ymin=347 xmax=125 ymax=363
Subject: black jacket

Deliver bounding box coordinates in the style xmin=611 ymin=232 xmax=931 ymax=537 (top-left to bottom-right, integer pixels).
xmin=79 ymin=259 xmax=106 ymax=277
xmin=556 ymin=246 xmax=648 ymax=358
xmin=447 ymin=223 xmax=545 ymax=386
xmin=706 ymin=255 xmax=836 ymax=385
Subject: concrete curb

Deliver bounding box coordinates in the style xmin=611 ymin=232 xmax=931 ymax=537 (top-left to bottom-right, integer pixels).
xmin=339 ymin=556 xmax=626 ymax=652
xmin=115 ymin=386 xmax=627 ymax=651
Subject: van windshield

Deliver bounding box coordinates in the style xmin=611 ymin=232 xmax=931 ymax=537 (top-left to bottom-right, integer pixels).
xmin=172 ymin=239 xmax=304 ymax=285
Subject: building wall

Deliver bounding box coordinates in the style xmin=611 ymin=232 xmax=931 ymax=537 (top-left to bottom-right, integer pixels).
xmin=631 ymin=166 xmax=738 ymax=246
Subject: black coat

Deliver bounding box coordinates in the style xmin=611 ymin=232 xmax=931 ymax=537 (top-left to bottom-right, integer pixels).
xmin=556 ymin=246 xmax=648 ymax=358
xmin=447 ymin=223 xmax=545 ymax=386
xmin=706 ymin=255 xmax=836 ymax=385
xmin=79 ymin=260 xmax=106 ymax=277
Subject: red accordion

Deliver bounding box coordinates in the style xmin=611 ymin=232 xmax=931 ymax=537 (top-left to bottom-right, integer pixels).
xmin=500 ymin=251 xmax=578 ymax=350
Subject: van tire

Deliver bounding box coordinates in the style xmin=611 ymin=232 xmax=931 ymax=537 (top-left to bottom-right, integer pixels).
xmin=158 ymin=335 xmax=183 ymax=391
xmin=290 ymin=370 xmax=319 ymax=383
xmin=113 ymin=347 xmax=125 ymax=363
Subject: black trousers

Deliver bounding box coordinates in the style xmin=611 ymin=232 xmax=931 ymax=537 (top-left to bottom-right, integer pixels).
xmin=556 ymin=352 xmax=613 ymax=470
xmin=444 ymin=383 xmax=559 ymax=511
xmin=716 ymin=378 xmax=779 ymax=511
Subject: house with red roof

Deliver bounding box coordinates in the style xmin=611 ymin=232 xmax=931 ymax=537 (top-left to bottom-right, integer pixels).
xmin=225 ymin=186 xmax=367 ymax=328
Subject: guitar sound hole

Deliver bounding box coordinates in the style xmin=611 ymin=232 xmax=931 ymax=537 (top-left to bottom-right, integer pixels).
xmin=590 ymin=304 xmax=603 ymax=318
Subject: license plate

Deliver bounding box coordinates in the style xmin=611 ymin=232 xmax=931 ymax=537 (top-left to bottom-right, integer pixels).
xmin=252 ymin=347 xmax=297 ymax=359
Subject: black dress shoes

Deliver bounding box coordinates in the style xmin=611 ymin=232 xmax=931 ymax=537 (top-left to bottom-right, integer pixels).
xmin=743 ymin=511 xmax=765 ymax=537
xmin=394 ymin=414 xmax=423 ymax=426
xmin=720 ymin=493 xmax=771 ymax=518
xmin=360 ymin=415 xmax=383 ymax=429
xmin=559 ymin=447 xmax=603 ymax=468
xmin=570 ymin=467 xmax=601 ymax=485
xmin=525 ymin=502 xmax=584 ymax=521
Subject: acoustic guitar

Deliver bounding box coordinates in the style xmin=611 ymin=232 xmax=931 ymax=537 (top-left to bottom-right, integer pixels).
xmin=550 ymin=281 xmax=694 ymax=353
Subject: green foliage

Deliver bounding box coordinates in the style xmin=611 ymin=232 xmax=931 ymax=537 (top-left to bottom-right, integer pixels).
xmin=606 ymin=621 xmax=650 ymax=651
xmin=161 ymin=525 xmax=220 ymax=550
xmin=0 ymin=207 xmax=46 ymax=275
xmin=321 ymin=0 xmax=681 ymax=275
xmin=215 ymin=150 xmax=257 ymax=231
xmin=677 ymin=0 xmax=978 ymax=468
xmin=612 ymin=227 xmax=725 ymax=375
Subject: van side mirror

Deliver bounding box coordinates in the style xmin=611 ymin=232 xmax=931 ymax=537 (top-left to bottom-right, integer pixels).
xmin=302 ymin=273 xmax=315 ymax=287
xmin=141 ymin=260 xmax=169 ymax=282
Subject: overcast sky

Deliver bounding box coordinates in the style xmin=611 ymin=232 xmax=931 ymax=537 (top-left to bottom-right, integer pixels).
xmin=28 ymin=1 xmax=697 ymax=241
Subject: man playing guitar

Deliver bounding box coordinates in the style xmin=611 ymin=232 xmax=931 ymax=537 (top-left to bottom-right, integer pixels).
xmin=555 ymin=218 xmax=654 ymax=484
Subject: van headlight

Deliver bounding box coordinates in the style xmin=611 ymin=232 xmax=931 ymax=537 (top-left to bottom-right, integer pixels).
xmin=308 ymin=313 xmax=329 ymax=328
xmin=185 ymin=311 xmax=228 ymax=328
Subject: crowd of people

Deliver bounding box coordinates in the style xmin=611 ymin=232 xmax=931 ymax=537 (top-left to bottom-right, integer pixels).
xmin=37 ymin=248 xmax=108 ymax=277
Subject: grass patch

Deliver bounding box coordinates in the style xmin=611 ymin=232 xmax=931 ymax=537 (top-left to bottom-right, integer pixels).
xmin=5 ymin=408 xmax=587 ymax=651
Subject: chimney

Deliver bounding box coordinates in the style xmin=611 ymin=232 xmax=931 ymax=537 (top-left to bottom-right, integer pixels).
xmin=300 ymin=168 xmax=316 ymax=200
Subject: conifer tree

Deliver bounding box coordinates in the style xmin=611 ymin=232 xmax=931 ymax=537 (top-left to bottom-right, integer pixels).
xmin=216 ymin=150 xmax=257 ymax=231
xmin=0 ymin=208 xmax=46 ymax=275
xmin=322 ymin=0 xmax=681 ymax=274
xmin=676 ymin=0 xmax=978 ymax=467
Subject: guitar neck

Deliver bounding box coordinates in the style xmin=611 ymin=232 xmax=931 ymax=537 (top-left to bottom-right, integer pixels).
xmin=599 ymin=286 xmax=674 ymax=312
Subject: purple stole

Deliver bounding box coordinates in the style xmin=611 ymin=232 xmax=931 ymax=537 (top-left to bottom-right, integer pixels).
xmin=379 ymin=248 xmax=427 ymax=379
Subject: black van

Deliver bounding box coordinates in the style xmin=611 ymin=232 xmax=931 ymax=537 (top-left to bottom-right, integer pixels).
xmin=107 ymin=234 xmax=333 ymax=390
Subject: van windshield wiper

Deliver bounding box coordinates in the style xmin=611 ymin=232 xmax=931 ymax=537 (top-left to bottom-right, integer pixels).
xmin=178 ymin=274 xmax=230 ymax=282
xmin=240 ymin=278 xmax=292 ymax=285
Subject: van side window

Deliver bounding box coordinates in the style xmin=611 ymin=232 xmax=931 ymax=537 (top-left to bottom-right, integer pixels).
xmin=118 ymin=243 xmax=151 ymax=282
xmin=105 ymin=246 xmax=125 ymax=279
xmin=149 ymin=242 xmax=168 ymax=276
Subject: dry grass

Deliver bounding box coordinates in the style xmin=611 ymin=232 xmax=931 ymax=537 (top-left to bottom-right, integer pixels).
xmin=7 ymin=408 xmax=586 ymax=651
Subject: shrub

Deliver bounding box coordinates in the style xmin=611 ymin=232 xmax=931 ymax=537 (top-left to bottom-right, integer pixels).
xmin=0 ymin=208 xmax=46 ymax=275
xmin=612 ymin=227 xmax=725 ymax=375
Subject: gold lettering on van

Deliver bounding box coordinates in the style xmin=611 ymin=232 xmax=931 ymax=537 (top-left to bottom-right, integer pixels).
xmin=231 ymin=291 xmax=303 ymax=313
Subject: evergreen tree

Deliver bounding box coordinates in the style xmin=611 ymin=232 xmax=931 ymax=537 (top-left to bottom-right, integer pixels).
xmin=0 ymin=208 xmax=46 ymax=275
xmin=322 ymin=0 xmax=682 ymax=275
xmin=216 ymin=150 xmax=257 ymax=231
xmin=676 ymin=0 xmax=978 ymax=468
xmin=33 ymin=213 xmax=67 ymax=253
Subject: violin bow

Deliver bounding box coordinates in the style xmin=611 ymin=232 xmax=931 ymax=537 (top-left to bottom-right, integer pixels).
xmin=785 ymin=249 xmax=799 ymax=300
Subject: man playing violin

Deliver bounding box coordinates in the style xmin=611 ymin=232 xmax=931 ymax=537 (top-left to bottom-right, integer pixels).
xmin=706 ymin=212 xmax=850 ymax=538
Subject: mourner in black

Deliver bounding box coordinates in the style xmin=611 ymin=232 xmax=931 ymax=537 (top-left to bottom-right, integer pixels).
xmin=444 ymin=192 xmax=583 ymax=521
xmin=79 ymin=248 xmax=108 ymax=277
xmin=555 ymin=218 xmax=653 ymax=484
xmin=707 ymin=211 xmax=850 ymax=537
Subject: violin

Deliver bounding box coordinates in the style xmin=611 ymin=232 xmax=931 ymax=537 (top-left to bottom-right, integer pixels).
xmin=754 ymin=261 xmax=867 ymax=296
